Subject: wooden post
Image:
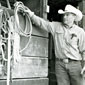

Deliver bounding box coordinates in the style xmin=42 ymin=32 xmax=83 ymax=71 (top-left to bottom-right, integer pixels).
xmin=7 ymin=32 xmax=11 ymax=85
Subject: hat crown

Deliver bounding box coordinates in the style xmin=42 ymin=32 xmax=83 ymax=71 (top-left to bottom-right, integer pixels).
xmin=65 ymin=5 xmax=77 ymax=12
xmin=58 ymin=4 xmax=83 ymax=21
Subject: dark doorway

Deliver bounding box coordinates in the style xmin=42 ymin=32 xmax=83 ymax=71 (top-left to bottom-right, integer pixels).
xmin=48 ymin=0 xmax=82 ymax=21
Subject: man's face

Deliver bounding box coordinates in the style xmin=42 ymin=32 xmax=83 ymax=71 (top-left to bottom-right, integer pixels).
xmin=62 ymin=12 xmax=76 ymax=26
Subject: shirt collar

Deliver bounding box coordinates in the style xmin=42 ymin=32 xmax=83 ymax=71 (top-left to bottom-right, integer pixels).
xmin=63 ymin=23 xmax=75 ymax=29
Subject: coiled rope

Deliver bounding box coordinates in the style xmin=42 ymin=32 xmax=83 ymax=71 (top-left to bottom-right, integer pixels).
xmin=14 ymin=2 xmax=32 ymax=53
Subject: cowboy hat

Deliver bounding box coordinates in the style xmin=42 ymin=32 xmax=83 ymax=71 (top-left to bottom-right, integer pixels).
xmin=58 ymin=4 xmax=83 ymax=21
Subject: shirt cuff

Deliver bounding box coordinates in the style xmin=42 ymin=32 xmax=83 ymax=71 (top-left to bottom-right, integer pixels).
xmin=29 ymin=12 xmax=34 ymax=18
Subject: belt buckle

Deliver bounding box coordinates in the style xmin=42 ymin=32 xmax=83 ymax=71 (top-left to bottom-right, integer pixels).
xmin=63 ymin=59 xmax=69 ymax=63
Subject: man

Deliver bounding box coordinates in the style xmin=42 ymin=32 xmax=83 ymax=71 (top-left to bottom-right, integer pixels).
xmin=25 ymin=4 xmax=85 ymax=85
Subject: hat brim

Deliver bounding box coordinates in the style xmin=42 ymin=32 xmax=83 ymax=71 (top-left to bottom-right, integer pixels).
xmin=58 ymin=9 xmax=76 ymax=15
xmin=58 ymin=9 xmax=65 ymax=14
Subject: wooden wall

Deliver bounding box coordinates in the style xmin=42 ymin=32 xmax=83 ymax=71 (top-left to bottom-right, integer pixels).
xmin=18 ymin=0 xmax=48 ymax=78
xmin=0 ymin=0 xmax=49 ymax=85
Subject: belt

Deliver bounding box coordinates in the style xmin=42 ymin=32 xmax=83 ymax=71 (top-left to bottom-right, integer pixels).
xmin=56 ymin=58 xmax=80 ymax=64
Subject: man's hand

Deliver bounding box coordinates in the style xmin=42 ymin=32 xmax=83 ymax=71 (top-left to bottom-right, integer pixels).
xmin=14 ymin=1 xmax=34 ymax=18
xmin=81 ymin=66 xmax=85 ymax=77
xmin=24 ymin=6 xmax=34 ymax=17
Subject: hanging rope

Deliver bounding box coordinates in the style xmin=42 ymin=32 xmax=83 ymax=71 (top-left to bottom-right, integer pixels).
xmin=14 ymin=2 xmax=32 ymax=52
xmin=0 ymin=2 xmax=33 ymax=85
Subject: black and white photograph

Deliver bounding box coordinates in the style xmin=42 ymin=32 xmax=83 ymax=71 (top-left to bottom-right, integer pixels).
xmin=0 ymin=0 xmax=85 ymax=85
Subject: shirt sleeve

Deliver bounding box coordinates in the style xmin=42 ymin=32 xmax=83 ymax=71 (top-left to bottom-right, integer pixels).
xmin=78 ymin=30 xmax=85 ymax=60
xmin=30 ymin=14 xmax=55 ymax=34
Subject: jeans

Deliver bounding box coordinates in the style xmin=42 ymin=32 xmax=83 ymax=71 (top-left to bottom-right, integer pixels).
xmin=55 ymin=60 xmax=83 ymax=85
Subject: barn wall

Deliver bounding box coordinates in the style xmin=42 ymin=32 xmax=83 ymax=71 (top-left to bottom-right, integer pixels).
xmin=0 ymin=0 xmax=49 ymax=85
xmin=14 ymin=0 xmax=49 ymax=84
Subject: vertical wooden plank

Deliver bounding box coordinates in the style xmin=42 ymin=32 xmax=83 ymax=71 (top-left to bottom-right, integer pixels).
xmin=78 ymin=1 xmax=85 ymax=84
xmin=40 ymin=0 xmax=48 ymax=19
xmin=42 ymin=0 xmax=48 ymax=19
xmin=78 ymin=1 xmax=85 ymax=29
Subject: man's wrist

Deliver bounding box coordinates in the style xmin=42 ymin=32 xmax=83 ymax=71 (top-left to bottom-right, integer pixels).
xmin=29 ymin=12 xmax=34 ymax=18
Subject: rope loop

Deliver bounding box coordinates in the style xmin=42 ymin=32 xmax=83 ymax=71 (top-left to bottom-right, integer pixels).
xmin=14 ymin=2 xmax=32 ymax=52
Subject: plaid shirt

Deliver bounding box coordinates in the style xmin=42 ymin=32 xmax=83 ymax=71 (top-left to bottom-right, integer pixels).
xmin=31 ymin=15 xmax=85 ymax=60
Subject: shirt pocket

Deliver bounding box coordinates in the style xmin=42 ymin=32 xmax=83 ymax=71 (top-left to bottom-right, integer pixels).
xmin=70 ymin=34 xmax=79 ymax=47
xmin=54 ymin=32 xmax=64 ymax=48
